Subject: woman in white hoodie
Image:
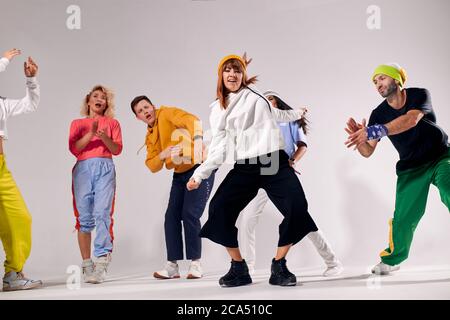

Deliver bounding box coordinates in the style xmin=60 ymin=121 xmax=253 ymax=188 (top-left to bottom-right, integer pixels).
xmin=187 ymin=54 xmax=318 ymax=287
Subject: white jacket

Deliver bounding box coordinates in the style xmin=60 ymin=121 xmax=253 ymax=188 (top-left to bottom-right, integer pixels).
xmin=192 ymin=86 xmax=303 ymax=183
xmin=0 ymin=58 xmax=40 ymax=139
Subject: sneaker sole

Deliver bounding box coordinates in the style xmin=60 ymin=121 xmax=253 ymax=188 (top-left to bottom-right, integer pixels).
xmin=86 ymin=279 xmax=105 ymax=284
xmin=219 ymin=282 xmax=252 ymax=288
xmin=269 ymin=281 xmax=297 ymax=286
xmin=323 ymin=268 xmax=344 ymax=277
xmin=371 ymin=268 xmax=400 ymax=276
xmin=219 ymin=277 xmax=252 ymax=288
xmin=372 ymin=270 xmax=391 ymax=275
xmin=186 ymin=274 xmax=202 ymax=279
xmin=153 ymin=272 xmax=180 ymax=280
xmin=269 ymin=276 xmax=297 ymax=286
xmin=371 ymin=270 xmax=391 ymax=276
xmin=2 ymin=282 xmax=43 ymax=292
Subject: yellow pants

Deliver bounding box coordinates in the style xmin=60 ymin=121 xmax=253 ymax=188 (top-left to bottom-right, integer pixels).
xmin=0 ymin=155 xmax=32 ymax=274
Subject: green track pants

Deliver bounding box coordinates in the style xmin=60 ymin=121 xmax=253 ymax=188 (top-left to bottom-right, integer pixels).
xmin=380 ymin=148 xmax=450 ymax=266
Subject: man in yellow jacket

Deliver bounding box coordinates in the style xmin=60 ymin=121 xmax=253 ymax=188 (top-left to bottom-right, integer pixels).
xmin=131 ymin=95 xmax=215 ymax=279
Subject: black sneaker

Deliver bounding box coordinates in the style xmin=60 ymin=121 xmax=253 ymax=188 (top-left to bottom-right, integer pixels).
xmin=219 ymin=259 xmax=252 ymax=287
xmin=269 ymin=257 xmax=297 ymax=286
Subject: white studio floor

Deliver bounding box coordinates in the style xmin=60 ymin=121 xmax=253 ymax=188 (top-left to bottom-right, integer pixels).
xmin=1 ymin=265 xmax=449 ymax=300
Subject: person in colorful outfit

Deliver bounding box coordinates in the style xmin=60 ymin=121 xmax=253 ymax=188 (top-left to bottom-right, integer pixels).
xmin=0 ymin=48 xmax=43 ymax=291
xmin=130 ymin=95 xmax=214 ymax=279
xmin=187 ymin=54 xmax=317 ymax=287
xmin=239 ymin=90 xmax=343 ymax=277
xmin=345 ymin=63 xmax=449 ymax=275
xmin=69 ymin=85 xmax=123 ymax=284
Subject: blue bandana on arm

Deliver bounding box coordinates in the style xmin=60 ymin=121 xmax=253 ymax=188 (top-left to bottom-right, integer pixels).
xmin=367 ymin=124 xmax=388 ymax=140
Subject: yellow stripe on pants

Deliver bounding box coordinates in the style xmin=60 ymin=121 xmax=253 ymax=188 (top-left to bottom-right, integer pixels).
xmin=0 ymin=155 xmax=32 ymax=274
xmin=379 ymin=218 xmax=394 ymax=257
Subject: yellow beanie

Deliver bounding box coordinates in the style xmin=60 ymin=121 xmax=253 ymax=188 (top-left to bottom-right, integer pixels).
xmin=372 ymin=63 xmax=407 ymax=87
xmin=217 ymin=55 xmax=246 ymax=75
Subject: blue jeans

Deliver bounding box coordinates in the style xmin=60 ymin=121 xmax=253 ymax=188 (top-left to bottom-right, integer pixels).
xmin=164 ymin=165 xmax=215 ymax=261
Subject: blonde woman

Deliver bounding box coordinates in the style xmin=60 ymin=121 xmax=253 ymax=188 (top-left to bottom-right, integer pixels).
xmin=69 ymin=85 xmax=123 ymax=284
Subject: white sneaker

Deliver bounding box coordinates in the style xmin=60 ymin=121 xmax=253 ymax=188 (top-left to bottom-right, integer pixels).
xmin=371 ymin=262 xmax=400 ymax=275
xmin=2 ymin=271 xmax=43 ymax=292
xmin=308 ymin=230 xmax=342 ymax=275
xmin=153 ymin=261 xmax=180 ymax=279
xmin=87 ymin=254 xmax=111 ymax=284
xmin=187 ymin=260 xmax=203 ymax=279
xmin=323 ymin=261 xmax=344 ymax=277
xmin=81 ymin=259 xmax=95 ymax=283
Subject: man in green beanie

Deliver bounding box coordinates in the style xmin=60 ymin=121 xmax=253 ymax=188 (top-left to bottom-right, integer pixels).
xmin=345 ymin=63 xmax=449 ymax=275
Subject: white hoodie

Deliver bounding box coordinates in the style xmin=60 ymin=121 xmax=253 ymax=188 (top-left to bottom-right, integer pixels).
xmin=192 ymin=86 xmax=303 ymax=183
xmin=0 ymin=57 xmax=40 ymax=139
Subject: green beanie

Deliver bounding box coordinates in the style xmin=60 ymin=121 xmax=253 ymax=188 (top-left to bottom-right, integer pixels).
xmin=372 ymin=64 xmax=407 ymax=87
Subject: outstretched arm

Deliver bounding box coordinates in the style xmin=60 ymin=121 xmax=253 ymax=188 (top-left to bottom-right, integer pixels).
xmin=269 ymin=104 xmax=307 ymax=122
xmin=2 ymin=57 xmax=40 ymax=117
xmin=345 ymin=108 xmax=423 ymax=156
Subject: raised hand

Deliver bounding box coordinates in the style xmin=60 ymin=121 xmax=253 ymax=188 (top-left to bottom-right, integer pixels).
xmin=24 ymin=57 xmax=38 ymax=77
xmin=3 ymin=48 xmax=21 ymax=61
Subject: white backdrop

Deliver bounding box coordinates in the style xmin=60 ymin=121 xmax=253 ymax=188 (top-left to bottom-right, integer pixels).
xmin=0 ymin=0 xmax=449 ymax=279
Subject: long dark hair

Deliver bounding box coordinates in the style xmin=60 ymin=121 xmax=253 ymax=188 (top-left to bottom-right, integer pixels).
xmin=272 ymin=96 xmax=309 ymax=135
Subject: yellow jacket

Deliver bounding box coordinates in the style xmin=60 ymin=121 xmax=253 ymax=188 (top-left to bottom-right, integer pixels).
xmin=145 ymin=106 xmax=202 ymax=173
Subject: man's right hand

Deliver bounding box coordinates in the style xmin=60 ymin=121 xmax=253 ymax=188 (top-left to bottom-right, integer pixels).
xmin=344 ymin=117 xmax=377 ymax=157
xmin=3 ymin=48 xmax=21 ymax=61
xmin=345 ymin=119 xmax=368 ymax=149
